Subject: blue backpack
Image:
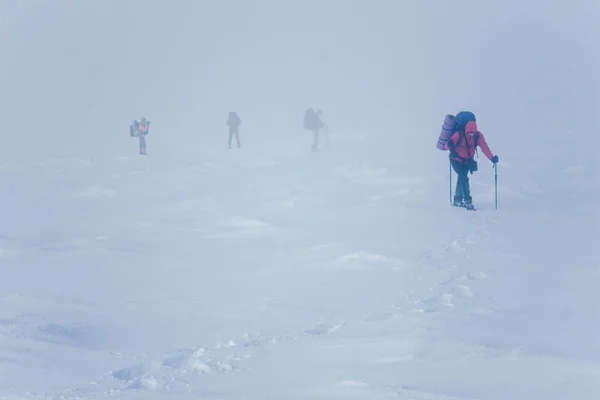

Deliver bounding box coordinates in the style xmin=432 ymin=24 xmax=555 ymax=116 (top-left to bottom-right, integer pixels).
xmin=455 ymin=111 xmax=476 ymax=133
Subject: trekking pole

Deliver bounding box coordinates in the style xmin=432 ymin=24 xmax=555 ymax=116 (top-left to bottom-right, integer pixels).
xmin=449 ymin=160 xmax=452 ymax=205
xmin=494 ymin=163 xmax=498 ymax=210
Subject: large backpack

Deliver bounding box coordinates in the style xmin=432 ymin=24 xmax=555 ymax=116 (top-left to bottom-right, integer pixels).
xmin=303 ymin=108 xmax=315 ymax=130
xmin=455 ymin=111 xmax=476 ymax=132
xmin=436 ymin=111 xmax=476 ymax=150
xmin=130 ymin=120 xmax=139 ymax=137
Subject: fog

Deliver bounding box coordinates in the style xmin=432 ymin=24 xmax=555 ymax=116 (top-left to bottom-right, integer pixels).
xmin=2 ymin=2 xmax=600 ymax=398
xmin=1 ymin=0 xmax=598 ymax=161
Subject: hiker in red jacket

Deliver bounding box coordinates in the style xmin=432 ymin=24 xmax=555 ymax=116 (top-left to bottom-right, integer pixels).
xmin=445 ymin=120 xmax=498 ymax=209
xmin=137 ymin=117 xmax=149 ymax=155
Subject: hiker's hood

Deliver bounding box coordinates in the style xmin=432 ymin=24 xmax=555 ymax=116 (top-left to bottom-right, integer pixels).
xmin=465 ymin=120 xmax=478 ymax=133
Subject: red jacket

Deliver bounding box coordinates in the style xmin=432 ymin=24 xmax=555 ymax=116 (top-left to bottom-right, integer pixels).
xmin=138 ymin=123 xmax=149 ymax=135
xmin=445 ymin=130 xmax=493 ymax=162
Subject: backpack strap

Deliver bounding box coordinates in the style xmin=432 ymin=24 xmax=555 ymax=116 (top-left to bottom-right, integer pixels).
xmin=457 ymin=129 xmax=470 ymax=162
xmin=458 ymin=130 xmax=481 ymax=160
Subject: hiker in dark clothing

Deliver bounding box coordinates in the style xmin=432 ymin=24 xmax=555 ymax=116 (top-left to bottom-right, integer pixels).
xmin=226 ymin=111 xmax=241 ymax=149
xmin=303 ymin=108 xmax=324 ymax=152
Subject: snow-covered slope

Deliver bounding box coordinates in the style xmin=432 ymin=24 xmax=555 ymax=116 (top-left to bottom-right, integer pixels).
xmin=1 ymin=1 xmax=599 ymax=399
xmin=1 ymin=129 xmax=598 ymax=400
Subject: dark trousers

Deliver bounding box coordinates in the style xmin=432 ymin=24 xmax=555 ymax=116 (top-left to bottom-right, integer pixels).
xmin=228 ymin=128 xmax=240 ymax=148
xmin=451 ymin=159 xmax=471 ymax=202
xmin=311 ymin=128 xmax=320 ymax=151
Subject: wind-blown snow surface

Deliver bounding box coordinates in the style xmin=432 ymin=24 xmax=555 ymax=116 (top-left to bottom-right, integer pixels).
xmin=1 ymin=129 xmax=599 ymax=399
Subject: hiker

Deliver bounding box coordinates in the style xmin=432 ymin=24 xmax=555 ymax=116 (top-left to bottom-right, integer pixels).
xmin=226 ymin=111 xmax=241 ymax=148
xmin=303 ymin=108 xmax=324 ymax=152
xmin=444 ymin=113 xmax=498 ymax=209
xmin=130 ymin=117 xmax=150 ymax=155
xmin=137 ymin=117 xmax=150 ymax=155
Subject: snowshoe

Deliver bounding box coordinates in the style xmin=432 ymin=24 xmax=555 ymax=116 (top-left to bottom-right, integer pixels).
xmin=453 ymin=199 xmax=465 ymax=208
xmin=453 ymin=199 xmax=476 ymax=210
xmin=463 ymin=200 xmax=476 ymax=210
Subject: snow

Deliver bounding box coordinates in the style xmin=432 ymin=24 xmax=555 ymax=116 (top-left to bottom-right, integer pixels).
xmin=1 ymin=1 xmax=600 ymax=400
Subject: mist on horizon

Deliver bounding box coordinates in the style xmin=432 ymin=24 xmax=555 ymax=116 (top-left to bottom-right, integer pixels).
xmin=0 ymin=0 xmax=597 ymax=160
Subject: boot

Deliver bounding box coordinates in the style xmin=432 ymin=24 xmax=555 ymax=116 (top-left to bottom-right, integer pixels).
xmin=463 ymin=198 xmax=475 ymax=210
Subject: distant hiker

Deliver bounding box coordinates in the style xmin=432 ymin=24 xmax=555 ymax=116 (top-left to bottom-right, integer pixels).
xmin=444 ymin=112 xmax=498 ymax=210
xmin=226 ymin=111 xmax=241 ymax=149
xmin=130 ymin=117 xmax=150 ymax=155
xmin=303 ymin=108 xmax=324 ymax=152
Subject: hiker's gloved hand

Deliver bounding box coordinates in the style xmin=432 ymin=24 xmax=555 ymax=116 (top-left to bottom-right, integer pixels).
xmin=491 ymin=155 xmax=498 ymax=164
